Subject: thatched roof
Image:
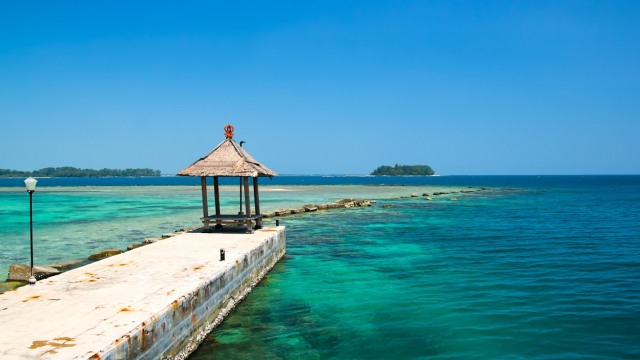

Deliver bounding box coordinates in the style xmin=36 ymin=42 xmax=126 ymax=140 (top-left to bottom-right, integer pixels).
xmin=177 ymin=138 xmax=277 ymax=177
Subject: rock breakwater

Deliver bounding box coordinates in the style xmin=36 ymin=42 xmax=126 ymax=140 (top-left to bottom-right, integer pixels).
xmin=261 ymin=198 xmax=374 ymax=218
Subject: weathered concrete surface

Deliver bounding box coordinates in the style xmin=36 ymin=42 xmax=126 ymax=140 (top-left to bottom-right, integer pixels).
xmin=0 ymin=226 xmax=286 ymax=360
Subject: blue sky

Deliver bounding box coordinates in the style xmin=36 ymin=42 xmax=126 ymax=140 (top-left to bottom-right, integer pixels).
xmin=1 ymin=1 xmax=638 ymax=175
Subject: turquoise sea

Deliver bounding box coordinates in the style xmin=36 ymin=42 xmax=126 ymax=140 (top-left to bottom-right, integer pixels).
xmin=1 ymin=176 xmax=639 ymax=359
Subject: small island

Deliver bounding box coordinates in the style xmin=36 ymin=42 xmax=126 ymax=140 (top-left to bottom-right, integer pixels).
xmin=371 ymin=164 xmax=435 ymax=176
xmin=0 ymin=167 xmax=161 ymax=178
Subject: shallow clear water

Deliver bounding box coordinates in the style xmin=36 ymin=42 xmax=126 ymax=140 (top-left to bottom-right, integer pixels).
xmin=0 ymin=183 xmax=458 ymax=272
xmin=1 ymin=176 xmax=639 ymax=359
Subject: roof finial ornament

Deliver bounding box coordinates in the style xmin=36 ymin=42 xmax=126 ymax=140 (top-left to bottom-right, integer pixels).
xmin=224 ymin=124 xmax=234 ymax=139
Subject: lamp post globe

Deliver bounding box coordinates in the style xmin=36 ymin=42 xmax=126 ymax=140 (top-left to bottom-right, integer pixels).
xmin=25 ymin=177 xmax=37 ymax=192
xmin=24 ymin=177 xmax=37 ymax=285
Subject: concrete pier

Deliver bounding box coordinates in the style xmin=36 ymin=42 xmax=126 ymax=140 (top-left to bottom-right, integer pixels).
xmin=0 ymin=226 xmax=286 ymax=360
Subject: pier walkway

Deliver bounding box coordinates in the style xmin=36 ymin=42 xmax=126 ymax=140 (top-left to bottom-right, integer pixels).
xmin=0 ymin=227 xmax=286 ymax=360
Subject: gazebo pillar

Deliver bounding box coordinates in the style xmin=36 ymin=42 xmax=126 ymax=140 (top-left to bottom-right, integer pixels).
xmin=213 ymin=176 xmax=221 ymax=216
xmin=200 ymin=176 xmax=209 ymax=231
xmin=253 ymin=177 xmax=261 ymax=228
xmin=243 ymin=177 xmax=251 ymax=228
xmin=213 ymin=176 xmax=222 ymax=229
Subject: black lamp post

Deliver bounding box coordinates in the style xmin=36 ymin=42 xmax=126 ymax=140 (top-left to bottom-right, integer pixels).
xmin=24 ymin=177 xmax=37 ymax=285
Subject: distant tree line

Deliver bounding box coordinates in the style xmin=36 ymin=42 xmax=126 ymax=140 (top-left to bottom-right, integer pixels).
xmin=371 ymin=164 xmax=435 ymax=176
xmin=0 ymin=167 xmax=161 ymax=178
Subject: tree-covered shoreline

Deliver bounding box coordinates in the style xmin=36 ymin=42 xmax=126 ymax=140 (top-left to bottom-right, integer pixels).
xmin=371 ymin=164 xmax=435 ymax=176
xmin=0 ymin=167 xmax=161 ymax=178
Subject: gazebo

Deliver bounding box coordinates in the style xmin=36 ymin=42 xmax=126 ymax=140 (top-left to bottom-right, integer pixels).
xmin=177 ymin=125 xmax=277 ymax=232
